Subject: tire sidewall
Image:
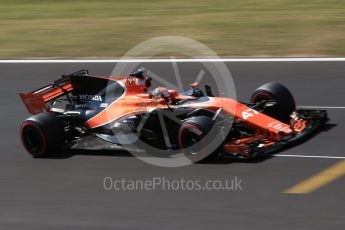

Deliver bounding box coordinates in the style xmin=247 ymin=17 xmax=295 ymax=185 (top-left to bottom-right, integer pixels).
xmin=20 ymin=121 xmax=48 ymax=157
xmin=178 ymin=116 xmax=218 ymax=162
xmin=251 ymin=82 xmax=295 ymax=123
xmin=20 ymin=112 xmax=65 ymax=157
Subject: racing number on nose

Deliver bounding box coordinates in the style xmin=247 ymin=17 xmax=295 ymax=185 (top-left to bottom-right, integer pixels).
xmin=242 ymin=108 xmax=259 ymax=120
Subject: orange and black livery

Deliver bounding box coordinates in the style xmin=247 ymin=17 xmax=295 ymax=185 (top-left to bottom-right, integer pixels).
xmin=19 ymin=69 xmax=328 ymax=162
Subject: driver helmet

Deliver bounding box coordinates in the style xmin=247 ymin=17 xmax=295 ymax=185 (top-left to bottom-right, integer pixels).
xmin=151 ymin=87 xmax=170 ymax=99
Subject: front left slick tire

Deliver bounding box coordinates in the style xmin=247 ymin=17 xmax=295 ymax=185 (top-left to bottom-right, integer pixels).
xmin=178 ymin=116 xmax=220 ymax=163
xmin=20 ymin=112 xmax=65 ymax=157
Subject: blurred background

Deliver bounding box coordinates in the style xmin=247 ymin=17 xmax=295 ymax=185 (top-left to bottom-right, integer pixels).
xmin=1 ymin=0 xmax=345 ymax=58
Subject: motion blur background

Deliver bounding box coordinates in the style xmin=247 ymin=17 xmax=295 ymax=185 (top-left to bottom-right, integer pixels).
xmin=1 ymin=0 xmax=345 ymax=58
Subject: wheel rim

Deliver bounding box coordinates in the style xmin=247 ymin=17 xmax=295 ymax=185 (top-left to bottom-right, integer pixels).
xmin=252 ymin=92 xmax=274 ymax=103
xmin=178 ymin=123 xmax=204 ymax=155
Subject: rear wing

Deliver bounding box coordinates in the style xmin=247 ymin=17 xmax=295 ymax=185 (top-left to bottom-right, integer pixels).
xmin=19 ymin=69 xmax=89 ymax=115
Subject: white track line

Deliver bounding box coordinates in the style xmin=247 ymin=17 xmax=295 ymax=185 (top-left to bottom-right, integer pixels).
xmin=298 ymin=106 xmax=345 ymax=109
xmin=276 ymin=154 xmax=345 ymax=159
xmin=1 ymin=57 xmax=345 ymax=63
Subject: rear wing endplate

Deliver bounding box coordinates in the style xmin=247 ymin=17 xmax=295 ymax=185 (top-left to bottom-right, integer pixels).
xmin=19 ymin=69 xmax=88 ymax=115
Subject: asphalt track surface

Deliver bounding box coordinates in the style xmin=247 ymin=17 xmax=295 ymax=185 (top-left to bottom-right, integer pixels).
xmin=1 ymin=61 xmax=345 ymax=229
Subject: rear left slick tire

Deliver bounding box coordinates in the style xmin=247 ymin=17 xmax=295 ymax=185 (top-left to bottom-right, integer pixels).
xmin=20 ymin=112 xmax=65 ymax=157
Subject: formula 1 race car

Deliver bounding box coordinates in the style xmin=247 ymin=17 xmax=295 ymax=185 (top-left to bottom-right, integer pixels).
xmin=19 ymin=69 xmax=328 ymax=162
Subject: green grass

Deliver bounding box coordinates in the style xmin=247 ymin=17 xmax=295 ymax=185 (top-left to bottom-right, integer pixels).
xmin=1 ymin=0 xmax=345 ymax=57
